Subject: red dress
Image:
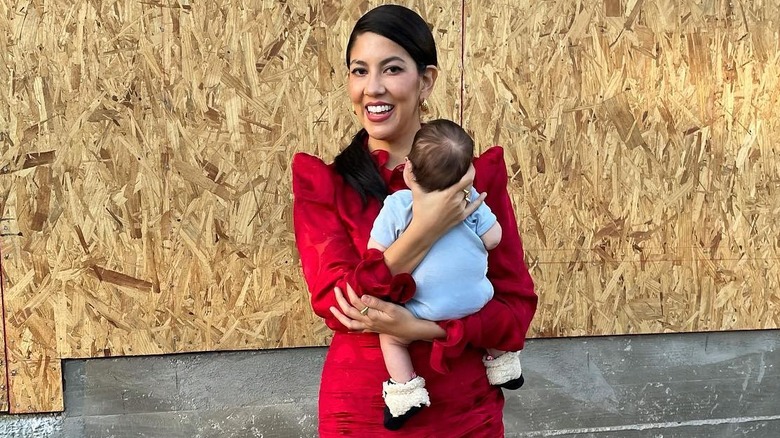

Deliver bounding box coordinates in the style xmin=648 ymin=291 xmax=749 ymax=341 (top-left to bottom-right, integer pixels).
xmin=292 ymin=146 xmax=538 ymax=437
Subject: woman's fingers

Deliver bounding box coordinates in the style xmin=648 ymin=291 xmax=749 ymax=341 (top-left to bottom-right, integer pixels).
xmin=332 ymin=286 xmax=362 ymax=330
xmin=344 ymin=283 xmax=366 ymax=311
xmin=446 ymin=164 xmax=475 ymax=204
xmin=333 ymin=286 xmax=351 ymax=314
xmin=454 ymin=164 xmax=476 ymax=191
xmin=333 ymin=284 xmax=362 ymax=316
xmin=329 ymin=304 xmax=356 ymax=330
xmin=463 ymin=191 xmax=486 ymax=217
xmin=330 ymin=284 xmax=374 ymax=332
xmin=361 ymin=294 xmax=393 ymax=315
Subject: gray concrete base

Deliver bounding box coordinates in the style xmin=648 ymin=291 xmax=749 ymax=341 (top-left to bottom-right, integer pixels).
xmin=0 ymin=330 xmax=778 ymax=437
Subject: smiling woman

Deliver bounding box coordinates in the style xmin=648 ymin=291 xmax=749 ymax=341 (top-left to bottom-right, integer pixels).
xmin=346 ymin=34 xmax=437 ymax=162
xmin=291 ymin=4 xmax=537 ymax=436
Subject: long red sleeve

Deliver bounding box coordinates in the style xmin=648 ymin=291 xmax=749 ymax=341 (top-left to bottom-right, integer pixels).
xmin=430 ymin=147 xmax=538 ymax=373
xmin=292 ymin=153 xmax=416 ymax=332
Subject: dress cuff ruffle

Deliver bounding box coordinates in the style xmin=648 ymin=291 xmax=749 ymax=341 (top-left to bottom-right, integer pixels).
xmin=353 ymin=248 xmax=416 ymax=304
xmin=430 ymin=319 xmax=468 ymax=374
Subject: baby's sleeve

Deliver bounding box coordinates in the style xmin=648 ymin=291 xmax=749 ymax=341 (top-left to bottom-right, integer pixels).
xmin=466 ymin=188 xmax=497 ymax=236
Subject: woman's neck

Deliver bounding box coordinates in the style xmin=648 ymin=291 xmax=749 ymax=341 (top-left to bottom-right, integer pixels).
xmin=375 ymin=146 xmax=408 ymax=169
xmin=367 ymin=126 xmax=419 ymax=169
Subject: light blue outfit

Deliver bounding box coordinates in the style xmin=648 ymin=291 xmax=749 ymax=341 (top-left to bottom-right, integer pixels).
xmin=370 ymin=188 xmax=497 ymax=320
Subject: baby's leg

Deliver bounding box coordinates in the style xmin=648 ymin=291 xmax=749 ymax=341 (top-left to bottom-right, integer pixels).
xmin=486 ymin=348 xmax=506 ymax=360
xmin=379 ymin=333 xmax=430 ymax=430
xmin=379 ymin=334 xmax=416 ymax=383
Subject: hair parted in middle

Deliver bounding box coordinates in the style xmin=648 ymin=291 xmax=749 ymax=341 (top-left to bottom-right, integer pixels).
xmin=408 ymin=119 xmax=474 ymax=192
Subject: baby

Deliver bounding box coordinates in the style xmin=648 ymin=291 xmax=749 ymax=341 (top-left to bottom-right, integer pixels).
xmin=368 ymin=119 xmax=524 ymax=430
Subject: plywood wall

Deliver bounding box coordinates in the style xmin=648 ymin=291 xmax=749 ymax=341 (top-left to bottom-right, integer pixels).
xmin=0 ymin=0 xmax=778 ymax=413
xmin=0 ymin=243 xmax=7 ymax=412
xmin=0 ymin=0 xmax=460 ymax=413
xmin=1 ymin=0 xmax=13 ymax=412
xmin=463 ymin=0 xmax=780 ymax=337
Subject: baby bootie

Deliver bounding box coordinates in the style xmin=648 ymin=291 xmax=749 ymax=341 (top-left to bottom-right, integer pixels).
xmin=382 ymin=376 xmax=430 ymax=430
xmin=483 ymin=351 xmax=525 ymax=390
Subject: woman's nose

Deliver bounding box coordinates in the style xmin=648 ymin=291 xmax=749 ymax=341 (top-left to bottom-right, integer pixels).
xmin=364 ymin=72 xmax=385 ymax=96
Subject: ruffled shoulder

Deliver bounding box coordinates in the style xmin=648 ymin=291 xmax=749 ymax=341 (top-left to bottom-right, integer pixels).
xmin=292 ymin=153 xmax=337 ymax=203
xmin=473 ymin=146 xmax=508 ymax=189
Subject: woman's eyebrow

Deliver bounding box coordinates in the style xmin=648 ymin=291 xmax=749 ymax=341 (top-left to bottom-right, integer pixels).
xmin=349 ymin=56 xmax=408 ymax=67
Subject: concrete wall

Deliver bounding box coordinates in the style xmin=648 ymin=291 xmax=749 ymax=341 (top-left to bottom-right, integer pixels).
xmin=0 ymin=330 xmax=778 ymax=437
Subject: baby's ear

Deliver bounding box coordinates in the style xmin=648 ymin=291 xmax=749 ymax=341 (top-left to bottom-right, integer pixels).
xmin=403 ymin=159 xmax=416 ymax=181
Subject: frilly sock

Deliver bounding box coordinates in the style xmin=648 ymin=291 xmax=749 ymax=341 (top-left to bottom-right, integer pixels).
xmin=382 ymin=376 xmax=430 ymax=430
xmin=483 ymin=351 xmax=525 ymax=390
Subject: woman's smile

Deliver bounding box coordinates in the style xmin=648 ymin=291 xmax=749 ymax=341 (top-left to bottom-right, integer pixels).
xmin=365 ymin=102 xmax=394 ymax=122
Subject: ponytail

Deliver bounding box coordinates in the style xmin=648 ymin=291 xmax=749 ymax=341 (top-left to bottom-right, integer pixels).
xmin=334 ymin=129 xmax=388 ymax=206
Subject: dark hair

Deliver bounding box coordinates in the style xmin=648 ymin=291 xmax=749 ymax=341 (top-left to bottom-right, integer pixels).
xmin=408 ymin=119 xmax=474 ymax=192
xmin=334 ymin=5 xmax=438 ymax=205
xmin=345 ymin=5 xmax=437 ymax=73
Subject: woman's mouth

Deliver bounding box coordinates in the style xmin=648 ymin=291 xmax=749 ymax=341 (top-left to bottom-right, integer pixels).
xmin=365 ymin=104 xmax=394 ymax=122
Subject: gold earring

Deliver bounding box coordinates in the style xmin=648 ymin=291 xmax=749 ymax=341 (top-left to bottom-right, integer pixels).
xmin=419 ymin=100 xmax=429 ymax=113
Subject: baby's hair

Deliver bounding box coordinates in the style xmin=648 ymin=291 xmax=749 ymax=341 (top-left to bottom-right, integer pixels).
xmin=408 ymin=119 xmax=474 ymax=192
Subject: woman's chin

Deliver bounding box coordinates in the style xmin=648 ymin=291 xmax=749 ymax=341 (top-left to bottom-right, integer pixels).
xmin=365 ymin=127 xmax=395 ymax=142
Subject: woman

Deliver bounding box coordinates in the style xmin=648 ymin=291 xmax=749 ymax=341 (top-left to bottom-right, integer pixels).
xmin=292 ymin=5 xmax=537 ymax=436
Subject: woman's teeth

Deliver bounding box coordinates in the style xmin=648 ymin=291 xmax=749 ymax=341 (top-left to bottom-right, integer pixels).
xmin=366 ymin=105 xmax=393 ymax=114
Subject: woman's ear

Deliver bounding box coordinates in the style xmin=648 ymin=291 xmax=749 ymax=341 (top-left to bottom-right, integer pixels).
xmin=419 ymin=65 xmax=439 ymax=100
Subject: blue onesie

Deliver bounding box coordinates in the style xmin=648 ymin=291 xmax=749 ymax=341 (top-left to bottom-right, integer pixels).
xmin=370 ymin=188 xmax=497 ymax=321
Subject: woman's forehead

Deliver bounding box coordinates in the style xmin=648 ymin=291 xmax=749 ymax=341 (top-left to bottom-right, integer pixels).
xmin=348 ymin=32 xmax=414 ymax=64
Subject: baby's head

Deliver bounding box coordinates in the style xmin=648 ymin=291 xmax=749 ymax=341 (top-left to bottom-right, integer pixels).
xmin=407 ymin=119 xmax=474 ymax=192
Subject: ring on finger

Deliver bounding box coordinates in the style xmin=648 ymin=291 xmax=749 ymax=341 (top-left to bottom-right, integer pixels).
xmin=359 ymin=306 xmax=370 ymax=316
xmin=462 ymin=188 xmax=470 ymax=203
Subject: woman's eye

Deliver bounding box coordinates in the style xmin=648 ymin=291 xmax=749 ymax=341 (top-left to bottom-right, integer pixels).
xmin=350 ymin=68 xmax=367 ymax=76
xmin=385 ymin=66 xmax=403 ymax=74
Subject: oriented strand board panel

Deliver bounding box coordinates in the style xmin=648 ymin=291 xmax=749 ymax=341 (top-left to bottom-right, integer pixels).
xmin=463 ymin=0 xmax=780 ymax=337
xmin=1 ymin=0 xmax=460 ymax=413
xmin=0 ymin=245 xmax=8 ymax=412
xmin=0 ymin=0 xmax=11 ymax=413
xmin=4 ymin=0 xmax=778 ymax=415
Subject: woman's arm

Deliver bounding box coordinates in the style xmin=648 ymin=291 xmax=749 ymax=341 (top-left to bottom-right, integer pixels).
xmin=331 ymin=284 xmax=447 ymax=341
xmin=293 ymin=153 xmax=416 ymax=331
xmin=383 ymin=164 xmax=485 ymax=275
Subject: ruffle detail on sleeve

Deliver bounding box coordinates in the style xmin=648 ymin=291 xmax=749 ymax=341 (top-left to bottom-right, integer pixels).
xmin=353 ymin=248 xmax=416 ymax=304
xmin=473 ymin=146 xmax=508 ymax=190
xmin=292 ymin=153 xmax=335 ymax=204
xmin=430 ymin=319 xmax=470 ymax=374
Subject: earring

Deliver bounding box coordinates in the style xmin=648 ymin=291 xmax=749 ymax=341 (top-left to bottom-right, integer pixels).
xmin=419 ymin=100 xmax=430 ymax=113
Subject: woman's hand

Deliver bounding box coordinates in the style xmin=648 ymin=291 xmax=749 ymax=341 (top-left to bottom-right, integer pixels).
xmin=380 ymin=164 xmax=488 ymax=276
xmin=330 ymin=283 xmax=446 ymax=341
xmin=405 ymin=164 xmax=487 ymax=239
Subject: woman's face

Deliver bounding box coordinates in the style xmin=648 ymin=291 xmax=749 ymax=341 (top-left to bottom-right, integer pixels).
xmin=347 ymin=32 xmax=437 ymax=150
